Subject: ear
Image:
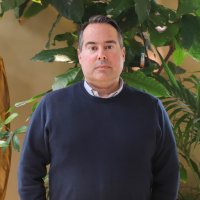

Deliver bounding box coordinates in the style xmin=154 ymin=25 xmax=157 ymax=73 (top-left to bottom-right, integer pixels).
xmin=77 ymin=49 xmax=82 ymax=64
xmin=122 ymin=47 xmax=126 ymax=61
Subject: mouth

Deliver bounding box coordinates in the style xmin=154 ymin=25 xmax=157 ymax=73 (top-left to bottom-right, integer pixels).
xmin=95 ymin=65 xmax=111 ymax=69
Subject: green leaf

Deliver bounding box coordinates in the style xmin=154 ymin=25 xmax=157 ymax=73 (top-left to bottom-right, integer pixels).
xmin=169 ymin=107 xmax=184 ymax=120
xmin=12 ymin=135 xmax=20 ymax=152
xmin=52 ymin=67 xmax=82 ymax=90
xmin=135 ymin=0 xmax=150 ymax=24
xmin=162 ymin=98 xmax=177 ymax=106
xmin=106 ymin=0 xmax=133 ymax=17
xmin=174 ymin=113 xmax=190 ymax=132
xmin=165 ymin=103 xmax=180 ymax=112
xmin=176 ymin=81 xmax=197 ymax=111
xmin=190 ymin=75 xmax=200 ymax=85
xmin=32 ymin=46 xmax=78 ymax=63
xmin=124 ymin=39 xmax=143 ymax=67
xmin=196 ymin=8 xmax=200 ymax=16
xmin=150 ymin=1 xmax=177 ymax=24
xmin=149 ymin=23 xmax=179 ymax=47
xmin=178 ymin=15 xmax=200 ymax=61
xmin=32 ymin=0 xmax=42 ymax=4
xmin=82 ymin=1 xmax=107 ymax=22
xmin=168 ymin=62 xmax=186 ymax=75
xmin=114 ymin=6 xmax=138 ymax=33
xmin=13 ymin=126 xmax=27 ymax=135
xmin=177 ymin=0 xmax=200 ymax=16
xmin=53 ymin=32 xmax=77 ymax=46
xmin=50 ymin=0 xmax=84 ymax=23
xmin=0 ymin=140 xmax=8 ymax=148
xmin=0 ymin=131 xmax=9 ymax=139
xmin=32 ymin=102 xmax=39 ymax=112
xmin=189 ymin=158 xmax=200 ymax=179
xmin=4 ymin=113 xmax=18 ymax=125
xmin=122 ymin=71 xmax=169 ymax=97
xmin=23 ymin=0 xmax=49 ymax=18
xmin=154 ymin=75 xmax=172 ymax=92
xmin=1 ymin=0 xmax=27 ymax=12
xmin=15 ymin=91 xmax=47 ymax=107
xmin=14 ymin=0 xmax=29 ymax=19
xmin=184 ymin=118 xmax=194 ymax=143
xmin=172 ymin=39 xmax=186 ymax=66
xmin=180 ymin=164 xmax=188 ymax=183
xmin=156 ymin=49 xmax=179 ymax=88
xmin=197 ymin=84 xmax=200 ymax=115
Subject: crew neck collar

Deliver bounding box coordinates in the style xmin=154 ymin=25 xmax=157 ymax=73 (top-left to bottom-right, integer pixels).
xmin=84 ymin=78 xmax=124 ymax=98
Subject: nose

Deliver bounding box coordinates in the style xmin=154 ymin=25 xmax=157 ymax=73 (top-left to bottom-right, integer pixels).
xmin=97 ymin=48 xmax=107 ymax=60
xmin=98 ymin=55 xmax=107 ymax=60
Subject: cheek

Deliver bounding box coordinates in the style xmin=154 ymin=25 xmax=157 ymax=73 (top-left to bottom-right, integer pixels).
xmin=110 ymin=53 xmax=124 ymax=65
xmin=80 ymin=55 xmax=96 ymax=75
xmin=80 ymin=54 xmax=96 ymax=66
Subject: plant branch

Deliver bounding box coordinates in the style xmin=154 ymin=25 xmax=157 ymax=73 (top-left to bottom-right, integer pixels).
xmin=140 ymin=32 xmax=149 ymax=61
xmin=156 ymin=44 xmax=175 ymax=75
xmin=45 ymin=14 xmax=62 ymax=49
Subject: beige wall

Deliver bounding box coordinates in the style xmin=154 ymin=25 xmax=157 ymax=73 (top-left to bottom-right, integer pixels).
xmin=0 ymin=6 xmax=75 ymax=200
xmin=1 ymin=0 xmax=200 ymax=199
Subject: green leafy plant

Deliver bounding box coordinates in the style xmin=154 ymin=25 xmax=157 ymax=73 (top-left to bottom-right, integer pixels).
xmin=155 ymin=56 xmax=200 ymax=199
xmin=0 ymin=109 xmax=27 ymax=152
xmin=2 ymin=0 xmax=198 ymax=94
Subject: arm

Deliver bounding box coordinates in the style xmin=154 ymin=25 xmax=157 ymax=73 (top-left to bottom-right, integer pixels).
xmin=151 ymin=100 xmax=179 ymax=200
xmin=18 ymin=97 xmax=50 ymax=200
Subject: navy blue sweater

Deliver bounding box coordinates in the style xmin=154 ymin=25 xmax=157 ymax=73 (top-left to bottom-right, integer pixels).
xmin=18 ymin=81 xmax=179 ymax=200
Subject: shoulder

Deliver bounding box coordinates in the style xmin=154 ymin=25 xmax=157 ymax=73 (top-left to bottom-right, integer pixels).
xmin=44 ymin=81 xmax=82 ymax=101
xmin=123 ymin=84 xmax=160 ymax=106
xmin=124 ymin=86 xmax=170 ymax=125
xmin=36 ymin=81 xmax=83 ymax=110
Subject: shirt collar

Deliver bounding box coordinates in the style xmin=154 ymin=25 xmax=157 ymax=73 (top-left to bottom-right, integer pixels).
xmin=84 ymin=78 xmax=124 ymax=98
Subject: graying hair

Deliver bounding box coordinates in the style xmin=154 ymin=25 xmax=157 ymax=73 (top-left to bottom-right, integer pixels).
xmin=78 ymin=15 xmax=124 ymax=50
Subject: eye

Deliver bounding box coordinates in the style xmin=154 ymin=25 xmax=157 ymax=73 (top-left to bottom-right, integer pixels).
xmin=105 ymin=45 xmax=114 ymax=50
xmin=88 ymin=46 xmax=98 ymax=52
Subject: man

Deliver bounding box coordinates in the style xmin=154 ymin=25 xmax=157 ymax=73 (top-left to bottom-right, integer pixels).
xmin=18 ymin=15 xmax=179 ymax=200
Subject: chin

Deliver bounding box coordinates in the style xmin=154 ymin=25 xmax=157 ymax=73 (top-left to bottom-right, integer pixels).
xmin=95 ymin=75 xmax=112 ymax=81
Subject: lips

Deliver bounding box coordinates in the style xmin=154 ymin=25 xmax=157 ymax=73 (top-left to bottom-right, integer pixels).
xmin=95 ymin=65 xmax=111 ymax=71
xmin=96 ymin=65 xmax=110 ymax=68
xmin=95 ymin=60 xmax=112 ymax=70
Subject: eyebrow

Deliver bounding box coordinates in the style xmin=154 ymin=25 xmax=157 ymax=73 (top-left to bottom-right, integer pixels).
xmin=105 ymin=40 xmax=117 ymax=44
xmin=85 ymin=40 xmax=117 ymax=47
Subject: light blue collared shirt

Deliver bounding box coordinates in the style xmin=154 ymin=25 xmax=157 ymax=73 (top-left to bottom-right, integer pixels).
xmin=84 ymin=78 xmax=124 ymax=98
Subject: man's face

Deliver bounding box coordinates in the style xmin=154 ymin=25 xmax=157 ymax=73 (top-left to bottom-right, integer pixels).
xmin=78 ymin=23 xmax=125 ymax=86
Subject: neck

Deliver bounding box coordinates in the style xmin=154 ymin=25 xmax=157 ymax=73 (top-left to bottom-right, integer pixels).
xmin=86 ymin=79 xmax=120 ymax=97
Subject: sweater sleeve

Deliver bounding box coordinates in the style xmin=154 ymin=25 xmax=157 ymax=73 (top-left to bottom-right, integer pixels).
xmin=151 ymin=100 xmax=179 ymax=200
xmin=18 ymin=96 xmax=50 ymax=200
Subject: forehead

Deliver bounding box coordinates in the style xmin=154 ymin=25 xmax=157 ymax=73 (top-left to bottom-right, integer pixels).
xmin=82 ymin=23 xmax=119 ymax=44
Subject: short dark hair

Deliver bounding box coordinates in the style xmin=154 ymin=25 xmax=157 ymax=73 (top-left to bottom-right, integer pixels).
xmin=78 ymin=15 xmax=123 ymax=50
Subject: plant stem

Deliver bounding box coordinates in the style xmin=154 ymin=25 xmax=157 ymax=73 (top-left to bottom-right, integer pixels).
xmin=45 ymin=14 xmax=62 ymax=49
xmin=140 ymin=32 xmax=149 ymax=61
xmin=156 ymin=45 xmax=175 ymax=75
